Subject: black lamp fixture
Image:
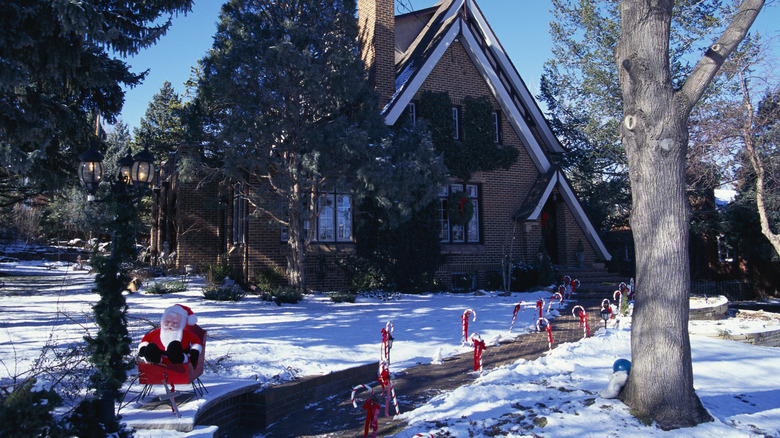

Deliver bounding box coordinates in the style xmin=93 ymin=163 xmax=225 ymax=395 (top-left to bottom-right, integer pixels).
xmin=78 ymin=146 xmax=155 ymax=195
xmin=600 ymin=307 xmax=611 ymax=329
xmin=77 ymin=148 xmax=105 ymax=194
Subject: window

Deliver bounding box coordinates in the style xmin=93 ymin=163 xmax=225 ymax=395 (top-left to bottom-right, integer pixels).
xmin=439 ymin=184 xmax=480 ymax=243
xmin=717 ymin=234 xmax=734 ymax=263
xmin=232 ymin=189 xmax=247 ymax=245
xmin=493 ymin=111 xmax=501 ymax=143
xmin=452 ymin=106 xmax=460 ymax=140
xmin=407 ymin=102 xmax=416 ymax=126
xmin=281 ymin=190 xmax=353 ymax=243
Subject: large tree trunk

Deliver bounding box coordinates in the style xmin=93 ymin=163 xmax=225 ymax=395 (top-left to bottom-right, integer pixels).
xmin=286 ymin=184 xmax=307 ymax=292
xmin=615 ymin=0 xmax=764 ymax=429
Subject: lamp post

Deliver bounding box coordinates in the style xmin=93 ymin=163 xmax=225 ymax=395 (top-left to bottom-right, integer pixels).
xmin=78 ymin=146 xmax=155 ymax=432
xmin=600 ymin=307 xmax=611 ymax=330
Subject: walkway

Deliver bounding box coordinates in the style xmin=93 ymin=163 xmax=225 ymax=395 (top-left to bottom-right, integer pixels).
xmin=260 ymin=299 xmax=601 ymax=437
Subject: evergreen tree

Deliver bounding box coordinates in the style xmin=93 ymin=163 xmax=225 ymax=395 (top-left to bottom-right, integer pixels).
xmin=133 ymin=81 xmax=188 ymax=162
xmin=196 ymin=0 xmax=441 ymax=291
xmin=0 ymin=0 xmax=193 ymax=206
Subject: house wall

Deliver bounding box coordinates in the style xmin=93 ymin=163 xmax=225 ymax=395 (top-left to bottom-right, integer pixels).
xmin=174 ymin=181 xmax=223 ymax=271
xmin=413 ymin=40 xmax=593 ymax=288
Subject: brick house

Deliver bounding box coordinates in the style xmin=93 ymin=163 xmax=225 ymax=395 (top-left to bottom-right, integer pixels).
xmin=151 ymin=0 xmax=611 ymax=290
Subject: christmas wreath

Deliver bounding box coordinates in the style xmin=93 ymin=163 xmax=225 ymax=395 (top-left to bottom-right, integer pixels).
xmin=447 ymin=190 xmax=474 ymax=226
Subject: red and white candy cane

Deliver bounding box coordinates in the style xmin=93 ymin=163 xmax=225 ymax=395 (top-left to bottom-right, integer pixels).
xmin=561 ymin=275 xmax=572 ymax=298
xmin=572 ymin=305 xmax=590 ymax=338
xmin=380 ymin=321 xmax=394 ymax=370
xmin=569 ymin=278 xmax=581 ymax=298
xmin=613 ymin=289 xmax=623 ymax=313
xmin=546 ymin=293 xmax=563 ymax=314
xmin=509 ymin=301 xmax=528 ymax=333
xmin=536 ymin=317 xmax=553 ymax=350
xmin=471 ymin=332 xmax=486 ymax=376
xmin=535 ymin=299 xmax=544 ymax=319
xmin=462 ymin=309 xmax=476 ymax=347
xmin=377 ymin=367 xmax=400 ymax=417
xmin=351 ymin=383 xmax=374 ymax=408
xmin=362 ymin=396 xmax=381 ymax=438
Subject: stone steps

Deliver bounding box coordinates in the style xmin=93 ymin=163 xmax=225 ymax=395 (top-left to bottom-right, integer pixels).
xmin=555 ymin=265 xmax=634 ymax=300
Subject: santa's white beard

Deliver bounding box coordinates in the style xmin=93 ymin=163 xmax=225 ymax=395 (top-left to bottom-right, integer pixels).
xmin=160 ymin=327 xmax=183 ymax=348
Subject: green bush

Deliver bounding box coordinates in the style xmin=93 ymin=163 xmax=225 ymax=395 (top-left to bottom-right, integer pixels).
xmin=144 ymin=280 xmax=187 ymax=295
xmin=268 ymin=286 xmax=304 ymax=304
xmin=510 ymin=261 xmax=539 ymax=292
xmin=205 ymin=262 xmax=231 ymax=286
xmin=0 ymin=380 xmax=66 ymax=438
xmin=202 ymin=285 xmax=245 ymax=301
xmin=254 ymin=267 xmax=284 ymax=291
xmin=486 ymin=269 xmax=504 ymax=291
xmin=328 ymin=291 xmax=357 ymax=303
xmin=451 ymin=272 xmax=476 ymax=292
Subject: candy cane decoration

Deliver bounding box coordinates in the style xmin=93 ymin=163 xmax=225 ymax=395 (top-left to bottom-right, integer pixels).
xmin=570 ymin=278 xmax=581 ymax=298
xmin=560 ymin=276 xmax=572 ymax=299
xmin=546 ymin=292 xmax=563 ymax=314
xmin=535 ymin=299 xmax=544 ymax=319
xmin=536 ymin=317 xmax=553 ymax=350
xmin=572 ymin=305 xmax=590 ymax=338
xmin=362 ymin=396 xmax=380 ymax=438
xmin=380 ymin=321 xmax=394 ymax=370
xmin=509 ymin=301 xmax=528 ymax=333
xmin=613 ymin=289 xmax=623 ymax=314
xmin=471 ymin=332 xmax=486 ymax=376
xmin=351 ymin=383 xmax=374 ymax=408
xmin=461 ymin=309 xmax=476 ymax=347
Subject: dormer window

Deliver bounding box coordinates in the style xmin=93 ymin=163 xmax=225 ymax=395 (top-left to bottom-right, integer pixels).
xmin=452 ymin=107 xmax=460 ymax=139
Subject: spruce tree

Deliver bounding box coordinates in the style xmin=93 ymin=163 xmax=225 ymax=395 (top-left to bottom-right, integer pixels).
xmin=196 ymin=0 xmax=390 ymax=291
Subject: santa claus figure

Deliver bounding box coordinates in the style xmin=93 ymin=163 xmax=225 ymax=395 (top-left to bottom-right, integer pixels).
xmin=138 ymin=304 xmax=202 ymax=365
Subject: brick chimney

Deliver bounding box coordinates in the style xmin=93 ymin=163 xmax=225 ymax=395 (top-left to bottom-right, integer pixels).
xmin=357 ymin=0 xmax=396 ymax=108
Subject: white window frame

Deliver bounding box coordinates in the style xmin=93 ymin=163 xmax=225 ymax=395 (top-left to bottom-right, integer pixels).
xmin=452 ymin=106 xmax=460 ymax=140
xmin=439 ymin=184 xmax=480 ymax=243
xmin=232 ymin=189 xmax=247 ymax=245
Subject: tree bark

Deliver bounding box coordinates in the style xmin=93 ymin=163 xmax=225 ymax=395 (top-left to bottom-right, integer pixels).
xmin=616 ymin=0 xmax=763 ymax=429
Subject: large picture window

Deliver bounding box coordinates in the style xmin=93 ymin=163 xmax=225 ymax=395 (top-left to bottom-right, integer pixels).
xmin=439 ymin=183 xmax=480 ymax=243
xmin=280 ymin=190 xmax=353 ymax=243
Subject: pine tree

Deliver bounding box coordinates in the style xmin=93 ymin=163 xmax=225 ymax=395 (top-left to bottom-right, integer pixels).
xmin=133 ymin=81 xmax=188 ymax=162
xmin=0 ymin=0 xmax=194 ymax=206
xmin=196 ymin=0 xmax=393 ymax=291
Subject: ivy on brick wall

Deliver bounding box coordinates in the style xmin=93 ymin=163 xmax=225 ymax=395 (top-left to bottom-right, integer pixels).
xmin=417 ymin=91 xmax=518 ymax=180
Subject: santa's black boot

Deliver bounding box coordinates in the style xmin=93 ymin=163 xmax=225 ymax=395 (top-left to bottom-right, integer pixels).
xmin=141 ymin=343 xmax=162 ymax=363
xmin=166 ymin=341 xmax=185 ymax=363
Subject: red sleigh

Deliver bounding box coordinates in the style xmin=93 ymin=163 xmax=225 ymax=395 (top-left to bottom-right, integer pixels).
xmin=135 ymin=325 xmax=208 ymax=417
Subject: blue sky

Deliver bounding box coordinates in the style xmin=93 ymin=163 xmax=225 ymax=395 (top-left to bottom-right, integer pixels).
xmin=117 ymin=0 xmax=779 ymax=132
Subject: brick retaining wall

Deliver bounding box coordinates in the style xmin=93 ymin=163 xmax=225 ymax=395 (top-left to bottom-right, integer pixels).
xmin=193 ymin=362 xmax=378 ymax=436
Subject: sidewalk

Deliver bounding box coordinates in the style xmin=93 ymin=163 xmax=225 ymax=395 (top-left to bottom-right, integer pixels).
xmin=260 ymin=299 xmax=601 ymax=437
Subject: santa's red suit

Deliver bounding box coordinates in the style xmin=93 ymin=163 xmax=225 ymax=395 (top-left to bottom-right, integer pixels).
xmin=138 ymin=304 xmax=202 ymax=364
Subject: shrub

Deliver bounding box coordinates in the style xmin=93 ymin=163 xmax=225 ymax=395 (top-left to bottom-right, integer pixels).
xmin=205 ymin=262 xmax=231 ymax=286
xmin=0 ymin=380 xmax=65 ymax=438
xmin=202 ymin=285 xmax=245 ymax=301
xmin=328 ymin=291 xmax=357 ymax=303
xmin=144 ymin=280 xmax=187 ymax=295
xmin=510 ymin=261 xmax=539 ymax=292
xmin=451 ymin=272 xmax=476 ymax=292
xmin=486 ymin=269 xmax=504 ymax=291
xmin=268 ymin=286 xmax=303 ymax=304
xmin=254 ymin=267 xmax=284 ymax=291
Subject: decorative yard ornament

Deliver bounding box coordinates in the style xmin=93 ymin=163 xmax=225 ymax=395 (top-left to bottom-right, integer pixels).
xmin=471 ymin=332 xmax=486 ymax=375
xmin=536 ymin=299 xmax=545 ymax=318
xmin=600 ymin=302 xmax=612 ymax=330
xmin=613 ymin=358 xmax=632 ymax=373
xmin=509 ymin=301 xmax=528 ymax=333
xmin=462 ymin=309 xmax=476 ymax=346
xmin=536 ymin=317 xmax=553 ymax=350
xmin=572 ymin=305 xmax=591 ymax=338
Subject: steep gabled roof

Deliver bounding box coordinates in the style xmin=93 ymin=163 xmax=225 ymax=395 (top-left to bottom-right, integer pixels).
xmin=384 ymin=0 xmax=610 ymax=261
xmin=515 ymin=167 xmax=612 ymax=261
xmin=383 ymin=0 xmax=565 ymax=173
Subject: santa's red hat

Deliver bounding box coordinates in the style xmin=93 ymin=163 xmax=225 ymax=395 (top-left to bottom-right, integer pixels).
xmin=163 ymin=304 xmax=198 ymax=326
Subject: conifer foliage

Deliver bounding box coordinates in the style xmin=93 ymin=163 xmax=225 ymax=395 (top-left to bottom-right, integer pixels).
xmin=195 ymin=0 xmax=389 ymax=291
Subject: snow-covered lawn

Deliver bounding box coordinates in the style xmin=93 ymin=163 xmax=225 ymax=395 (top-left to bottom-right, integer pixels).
xmin=2 ymin=260 xmax=779 ymax=437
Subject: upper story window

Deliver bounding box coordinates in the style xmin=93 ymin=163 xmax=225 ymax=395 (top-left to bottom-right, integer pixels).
xmin=452 ymin=106 xmax=460 ymax=140
xmin=493 ymin=111 xmax=501 ymax=143
xmin=438 ymin=183 xmax=480 ymax=243
xmin=407 ymin=102 xmax=416 ymax=126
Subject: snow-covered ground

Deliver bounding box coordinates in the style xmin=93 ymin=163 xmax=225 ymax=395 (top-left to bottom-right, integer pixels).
xmin=1 ymin=260 xmax=779 ymax=437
